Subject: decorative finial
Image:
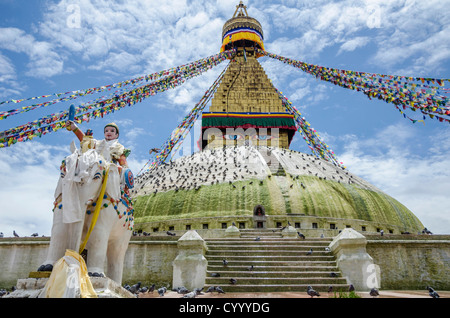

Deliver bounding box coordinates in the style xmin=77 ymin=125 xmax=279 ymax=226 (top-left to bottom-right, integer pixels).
xmin=233 ymin=1 xmax=248 ymax=18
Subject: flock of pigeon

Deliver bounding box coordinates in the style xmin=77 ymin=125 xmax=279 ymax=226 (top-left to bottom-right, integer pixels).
xmin=132 ymin=145 xmax=373 ymax=198
xmin=118 ymin=282 xmax=443 ymax=298
xmin=0 ymin=231 xmax=40 ymax=238
xmin=122 ymin=282 xmax=225 ymax=298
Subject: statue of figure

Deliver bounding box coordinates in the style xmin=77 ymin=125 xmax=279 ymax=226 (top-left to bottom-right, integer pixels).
xmin=37 ymin=121 xmax=134 ymax=284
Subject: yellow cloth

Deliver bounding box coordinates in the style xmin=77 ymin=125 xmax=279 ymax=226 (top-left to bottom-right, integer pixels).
xmin=78 ymin=166 xmax=110 ymax=254
xmin=220 ymin=31 xmax=265 ymax=53
xmin=39 ymin=249 xmax=97 ymax=298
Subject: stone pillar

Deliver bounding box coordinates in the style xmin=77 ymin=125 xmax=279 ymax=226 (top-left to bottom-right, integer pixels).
xmin=281 ymin=225 xmax=297 ymax=238
xmin=172 ymin=230 xmax=207 ymax=291
xmin=225 ymin=224 xmax=240 ymax=237
xmin=329 ymin=228 xmax=381 ymax=291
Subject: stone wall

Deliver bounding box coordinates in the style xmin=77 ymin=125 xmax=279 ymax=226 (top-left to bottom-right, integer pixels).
xmin=366 ymin=235 xmax=450 ymax=290
xmin=1 ymin=234 xmax=449 ymax=290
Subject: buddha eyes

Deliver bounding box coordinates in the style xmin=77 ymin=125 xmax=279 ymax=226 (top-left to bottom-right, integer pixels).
xmin=223 ymin=134 xmax=274 ymax=140
xmin=93 ymin=172 xmax=102 ymax=180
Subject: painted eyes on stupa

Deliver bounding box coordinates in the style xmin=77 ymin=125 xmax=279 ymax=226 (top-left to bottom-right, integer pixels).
xmin=93 ymin=172 xmax=102 ymax=180
xmin=223 ymin=134 xmax=275 ymax=140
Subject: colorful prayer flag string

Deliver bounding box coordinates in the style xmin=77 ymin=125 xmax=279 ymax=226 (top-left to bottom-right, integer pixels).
xmin=137 ymin=61 xmax=230 ymax=174
xmin=0 ymin=49 xmax=236 ymax=148
xmin=256 ymin=49 xmax=450 ymax=125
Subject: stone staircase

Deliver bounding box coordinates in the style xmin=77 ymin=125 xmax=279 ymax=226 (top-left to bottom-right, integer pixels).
xmin=258 ymin=149 xmax=286 ymax=176
xmin=204 ymin=229 xmax=349 ymax=292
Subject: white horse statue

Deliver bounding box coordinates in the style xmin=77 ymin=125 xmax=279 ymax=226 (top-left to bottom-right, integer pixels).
xmin=38 ymin=141 xmax=133 ymax=284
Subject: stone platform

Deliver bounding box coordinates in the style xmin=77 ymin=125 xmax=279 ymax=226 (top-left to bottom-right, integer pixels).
xmin=3 ymin=274 xmax=135 ymax=298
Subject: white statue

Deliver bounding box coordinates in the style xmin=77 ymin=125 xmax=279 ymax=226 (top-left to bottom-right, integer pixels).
xmin=38 ymin=122 xmax=134 ymax=284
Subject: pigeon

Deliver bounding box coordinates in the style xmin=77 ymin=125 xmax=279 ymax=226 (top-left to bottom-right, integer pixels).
xmin=330 ymin=272 xmax=337 ymax=277
xmin=194 ymin=287 xmax=204 ymax=295
xmin=157 ymin=287 xmax=167 ymax=296
xmin=210 ymin=272 xmax=220 ymax=277
xmin=129 ymin=282 xmax=141 ymax=294
xmin=176 ymin=286 xmax=190 ymax=294
xmin=307 ymin=285 xmax=320 ymax=298
xmin=31 ymin=233 xmax=39 ymax=237
xmin=349 ymin=284 xmax=355 ymax=292
xmin=380 ymin=230 xmax=384 ymax=236
xmin=297 ymin=232 xmax=305 ymax=239
xmin=166 ymin=231 xmax=176 ymax=236
xmin=216 ymin=286 xmax=225 ymax=294
xmin=328 ymin=285 xmax=333 ymax=293
xmin=205 ymin=286 xmax=215 ymax=293
xmin=246 ymin=265 xmax=254 ymax=271
xmin=369 ymin=288 xmax=380 ymax=297
xmin=13 ymin=230 xmax=19 ymax=237
xmin=254 ymin=237 xmax=260 ymax=241
xmin=325 ymin=247 xmax=330 ymax=252
xmin=138 ymin=286 xmax=148 ymax=293
xmin=230 ymin=278 xmax=237 ymax=284
xmin=223 ymin=259 xmax=228 ymax=266
xmin=427 ymin=286 xmax=439 ymax=298
xmin=182 ymin=290 xmax=197 ymax=298
xmin=148 ymin=284 xmax=155 ymax=292
xmin=306 ymin=248 xmax=313 ymax=255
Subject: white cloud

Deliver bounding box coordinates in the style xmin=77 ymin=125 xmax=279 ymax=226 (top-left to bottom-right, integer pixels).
xmin=338 ymin=36 xmax=369 ymax=54
xmin=0 ymin=27 xmax=64 ymax=78
xmin=0 ymin=142 xmax=69 ymax=237
xmin=339 ymin=122 xmax=450 ymax=234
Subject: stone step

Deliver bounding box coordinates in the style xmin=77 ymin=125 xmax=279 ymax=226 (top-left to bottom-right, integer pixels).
xmin=205 ymin=276 xmax=348 ymax=287
xmin=205 ymin=270 xmax=342 ymax=278
xmin=206 ymin=248 xmax=333 ymax=259
xmin=206 ymin=244 xmax=331 ymax=251
xmin=205 ymin=237 xmax=331 ymax=246
xmin=206 ymin=254 xmax=335 ymax=261
xmin=202 ymin=283 xmax=350 ymax=293
xmin=207 ymin=265 xmax=340 ymax=272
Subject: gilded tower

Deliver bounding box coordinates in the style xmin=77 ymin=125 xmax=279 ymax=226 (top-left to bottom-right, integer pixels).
xmin=201 ymin=1 xmax=297 ymax=149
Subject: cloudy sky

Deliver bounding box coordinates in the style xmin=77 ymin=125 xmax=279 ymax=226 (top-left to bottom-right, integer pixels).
xmin=0 ymin=0 xmax=449 ymax=236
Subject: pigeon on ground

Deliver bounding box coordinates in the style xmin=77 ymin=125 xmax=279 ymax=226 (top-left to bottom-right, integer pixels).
xmin=254 ymin=237 xmax=260 ymax=241
xmin=166 ymin=231 xmax=176 ymax=236
xmin=129 ymin=282 xmax=141 ymax=294
xmin=246 ymin=265 xmax=254 ymax=271
xmin=210 ymin=272 xmax=220 ymax=277
xmin=306 ymin=248 xmax=313 ymax=255
xmin=194 ymin=287 xmax=204 ymax=295
xmin=427 ymin=286 xmax=440 ymax=298
xmin=138 ymin=286 xmax=148 ymax=293
xmin=330 ymin=272 xmax=337 ymax=277
xmin=216 ymin=286 xmax=225 ymax=294
xmin=13 ymin=230 xmax=19 ymax=237
xmin=349 ymin=284 xmax=355 ymax=292
xmin=306 ymin=285 xmax=320 ymax=298
xmin=205 ymin=286 xmax=215 ymax=293
xmin=297 ymin=232 xmax=305 ymax=239
xmin=230 ymin=278 xmax=237 ymax=285
xmin=157 ymin=287 xmax=167 ymax=296
xmin=148 ymin=284 xmax=155 ymax=292
xmin=182 ymin=290 xmax=197 ymax=298
xmin=328 ymin=285 xmax=333 ymax=293
xmin=176 ymin=286 xmax=190 ymax=294
xmin=223 ymin=259 xmax=228 ymax=266
xmin=31 ymin=233 xmax=39 ymax=237
xmin=369 ymin=288 xmax=380 ymax=297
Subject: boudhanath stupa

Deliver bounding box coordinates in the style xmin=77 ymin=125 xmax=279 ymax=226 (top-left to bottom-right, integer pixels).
xmin=130 ymin=2 xmax=424 ymax=237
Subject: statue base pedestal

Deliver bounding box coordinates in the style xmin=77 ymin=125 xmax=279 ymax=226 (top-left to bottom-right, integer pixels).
xmin=4 ymin=276 xmax=135 ymax=298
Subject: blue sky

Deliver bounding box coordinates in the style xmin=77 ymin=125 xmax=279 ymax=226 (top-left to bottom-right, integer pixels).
xmin=0 ymin=0 xmax=449 ymax=236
